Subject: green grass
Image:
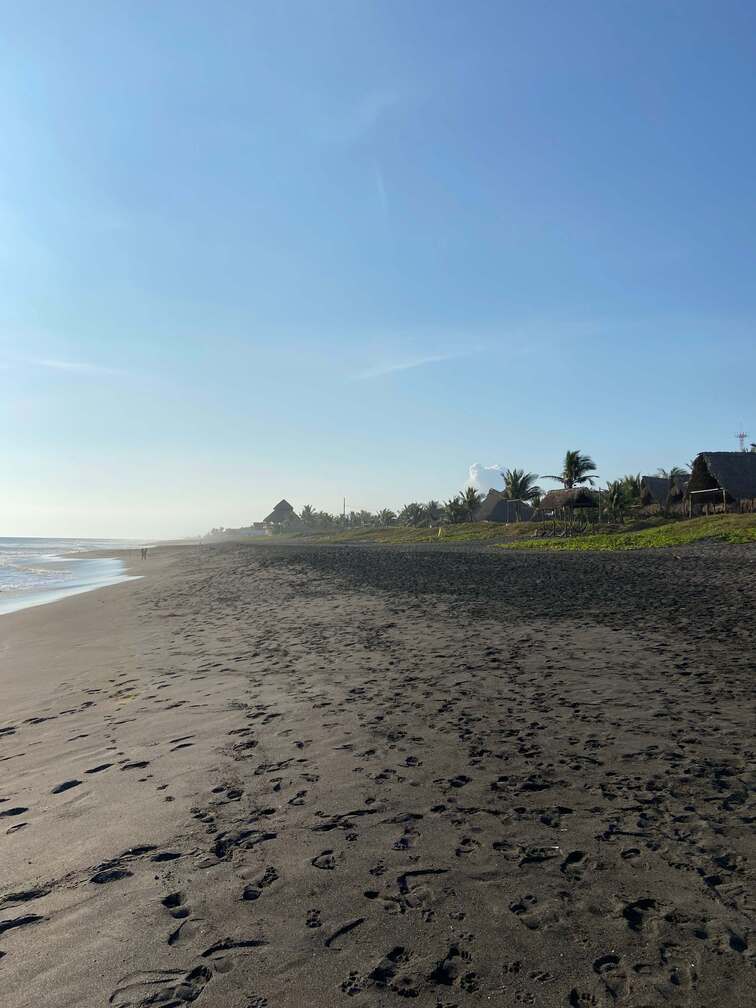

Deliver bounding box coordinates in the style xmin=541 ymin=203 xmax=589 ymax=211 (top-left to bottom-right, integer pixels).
xmin=498 ymin=513 xmax=756 ymax=552
xmin=289 ymin=521 xmax=539 ymax=545
xmin=261 ymin=513 xmax=756 ymax=552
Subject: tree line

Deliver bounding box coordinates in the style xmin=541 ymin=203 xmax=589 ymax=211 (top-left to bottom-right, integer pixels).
xmin=265 ymin=451 xmax=690 ymax=532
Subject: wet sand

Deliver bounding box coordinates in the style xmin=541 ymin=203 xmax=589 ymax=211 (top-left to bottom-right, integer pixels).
xmin=0 ymin=541 xmax=754 ymax=1007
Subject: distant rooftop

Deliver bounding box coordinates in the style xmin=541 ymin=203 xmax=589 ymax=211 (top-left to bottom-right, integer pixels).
xmin=262 ymin=499 xmax=297 ymax=524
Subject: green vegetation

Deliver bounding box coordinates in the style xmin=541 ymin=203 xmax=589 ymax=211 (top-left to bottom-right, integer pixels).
xmin=656 ymin=466 xmax=689 ymax=480
xmin=280 ymin=513 xmax=756 ymax=549
xmin=210 ymin=446 xmax=753 ymax=556
xmin=230 ymin=513 xmax=756 ymax=552
xmin=542 ymin=449 xmax=597 ymax=488
xmin=501 ymin=467 xmax=541 ymax=501
xmin=295 ymin=521 xmax=536 ymax=545
xmin=460 ymin=486 xmax=483 ymax=521
xmin=499 ymin=514 xmax=756 ymax=552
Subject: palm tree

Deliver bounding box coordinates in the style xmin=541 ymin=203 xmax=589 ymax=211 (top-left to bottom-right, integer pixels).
xmin=460 ymin=486 xmax=483 ymax=521
xmin=377 ymin=508 xmax=396 ymax=526
xmin=656 ymin=466 xmax=688 ymax=480
xmin=543 ymin=449 xmax=597 ymax=488
xmin=398 ymin=502 xmax=426 ymax=527
xmin=620 ymin=473 xmax=641 ymax=507
xmin=443 ymin=496 xmax=467 ymax=524
xmin=300 ymin=504 xmax=316 ymax=525
xmin=604 ymin=480 xmax=627 ymax=521
xmin=423 ymin=500 xmax=442 ymax=525
xmin=655 ymin=466 xmax=689 ymax=515
xmin=501 ymin=468 xmax=542 ymax=501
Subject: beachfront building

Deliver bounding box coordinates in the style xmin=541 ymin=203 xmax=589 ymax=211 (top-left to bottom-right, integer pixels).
xmin=262 ymin=499 xmax=299 ymax=529
xmin=639 ymin=474 xmax=688 ymax=514
xmin=474 ymin=490 xmax=534 ymax=523
xmin=687 ymin=452 xmax=756 ymax=514
xmin=536 ymin=487 xmax=598 ymax=518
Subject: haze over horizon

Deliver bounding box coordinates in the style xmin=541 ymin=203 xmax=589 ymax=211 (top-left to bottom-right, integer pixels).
xmin=3 ymin=2 xmax=755 ymax=538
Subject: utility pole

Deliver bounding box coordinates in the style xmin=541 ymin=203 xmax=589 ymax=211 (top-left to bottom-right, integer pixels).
xmin=736 ymin=430 xmax=748 ymax=452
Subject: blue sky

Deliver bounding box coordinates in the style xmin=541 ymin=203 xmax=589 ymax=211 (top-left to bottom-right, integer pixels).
xmin=2 ymin=1 xmax=755 ymax=536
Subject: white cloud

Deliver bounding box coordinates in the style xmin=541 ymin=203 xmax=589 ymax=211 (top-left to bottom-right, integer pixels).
xmin=467 ymin=463 xmax=503 ymax=493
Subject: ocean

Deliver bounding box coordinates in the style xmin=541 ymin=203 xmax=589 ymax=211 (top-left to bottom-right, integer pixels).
xmin=0 ymin=537 xmax=141 ymax=616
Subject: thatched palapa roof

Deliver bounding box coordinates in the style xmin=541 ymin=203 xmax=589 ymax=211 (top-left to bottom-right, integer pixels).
xmin=640 ymin=474 xmax=688 ymax=508
xmin=668 ymin=476 xmax=689 ymax=502
xmin=539 ymin=487 xmax=597 ymax=511
xmin=640 ymin=476 xmax=669 ymax=508
xmin=688 ymin=452 xmax=756 ymax=502
xmin=263 ymin=499 xmax=297 ymax=524
xmin=475 ymin=490 xmax=533 ymax=523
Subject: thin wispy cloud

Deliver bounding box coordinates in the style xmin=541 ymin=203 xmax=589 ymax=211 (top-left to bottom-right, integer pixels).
xmin=352 ymin=350 xmax=472 ymax=381
xmin=29 ymin=358 xmax=126 ymax=376
xmin=312 ymin=89 xmax=401 ymax=146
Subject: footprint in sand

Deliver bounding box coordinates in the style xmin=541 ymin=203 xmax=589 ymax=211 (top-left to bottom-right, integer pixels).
xmin=91 ymin=868 xmax=133 ymax=884
xmin=508 ymin=893 xmax=564 ymax=931
xmin=593 ymin=953 xmax=630 ymax=1001
xmin=85 ymin=763 xmax=112 ymax=774
xmin=311 ymin=850 xmax=336 ymax=870
xmin=51 ymin=780 xmax=82 ymax=794
xmin=162 ymin=892 xmax=190 ymax=919
xmin=0 ymin=915 xmax=45 ymax=937
xmin=1 ymin=888 xmax=50 ymax=906
xmin=168 ymin=919 xmax=200 ymax=946
xmin=151 ymin=850 xmax=183 ymax=862
xmin=110 ymin=966 xmax=212 ymax=1008
xmin=241 ymin=866 xmax=279 ymax=901
xmin=619 ymin=896 xmax=661 ymax=933
xmin=560 ymin=850 xmax=587 ymax=875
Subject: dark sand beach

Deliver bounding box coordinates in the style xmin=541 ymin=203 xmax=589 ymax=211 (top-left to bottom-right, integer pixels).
xmin=1 ymin=542 xmax=754 ymax=1007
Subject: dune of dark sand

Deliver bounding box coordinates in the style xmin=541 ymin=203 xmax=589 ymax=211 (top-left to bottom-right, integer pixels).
xmin=0 ymin=541 xmax=754 ymax=1007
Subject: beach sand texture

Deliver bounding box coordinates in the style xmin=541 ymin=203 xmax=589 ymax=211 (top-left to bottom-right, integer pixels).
xmin=0 ymin=542 xmax=754 ymax=1007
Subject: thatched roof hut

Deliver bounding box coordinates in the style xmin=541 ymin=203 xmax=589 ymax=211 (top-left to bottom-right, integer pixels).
xmin=539 ymin=487 xmax=598 ymax=512
xmin=688 ymin=452 xmax=756 ymax=507
xmin=639 ymin=476 xmax=669 ymax=508
xmin=263 ymin=499 xmax=298 ymax=524
xmin=475 ymin=490 xmax=533 ymax=523
xmin=640 ymin=474 xmax=689 ymax=510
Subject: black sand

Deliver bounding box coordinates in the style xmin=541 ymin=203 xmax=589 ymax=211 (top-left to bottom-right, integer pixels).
xmin=0 ymin=542 xmax=753 ymax=1006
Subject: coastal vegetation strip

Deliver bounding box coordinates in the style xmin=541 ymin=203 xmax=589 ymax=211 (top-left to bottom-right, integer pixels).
xmin=296 ymin=521 xmax=529 ymax=544
xmin=277 ymin=514 xmax=756 ymax=550
xmin=498 ymin=514 xmax=756 ymax=552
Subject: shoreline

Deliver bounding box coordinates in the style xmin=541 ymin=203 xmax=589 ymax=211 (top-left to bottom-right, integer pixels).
xmin=0 ymin=564 xmax=139 ymax=617
xmin=1 ymin=541 xmax=753 ymax=1007
xmin=0 ymin=541 xmax=151 ymax=618
xmin=0 ymin=542 xmax=195 ymax=617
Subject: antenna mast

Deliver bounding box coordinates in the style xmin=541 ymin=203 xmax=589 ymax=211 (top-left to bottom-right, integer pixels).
xmin=736 ymin=430 xmax=748 ymax=452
